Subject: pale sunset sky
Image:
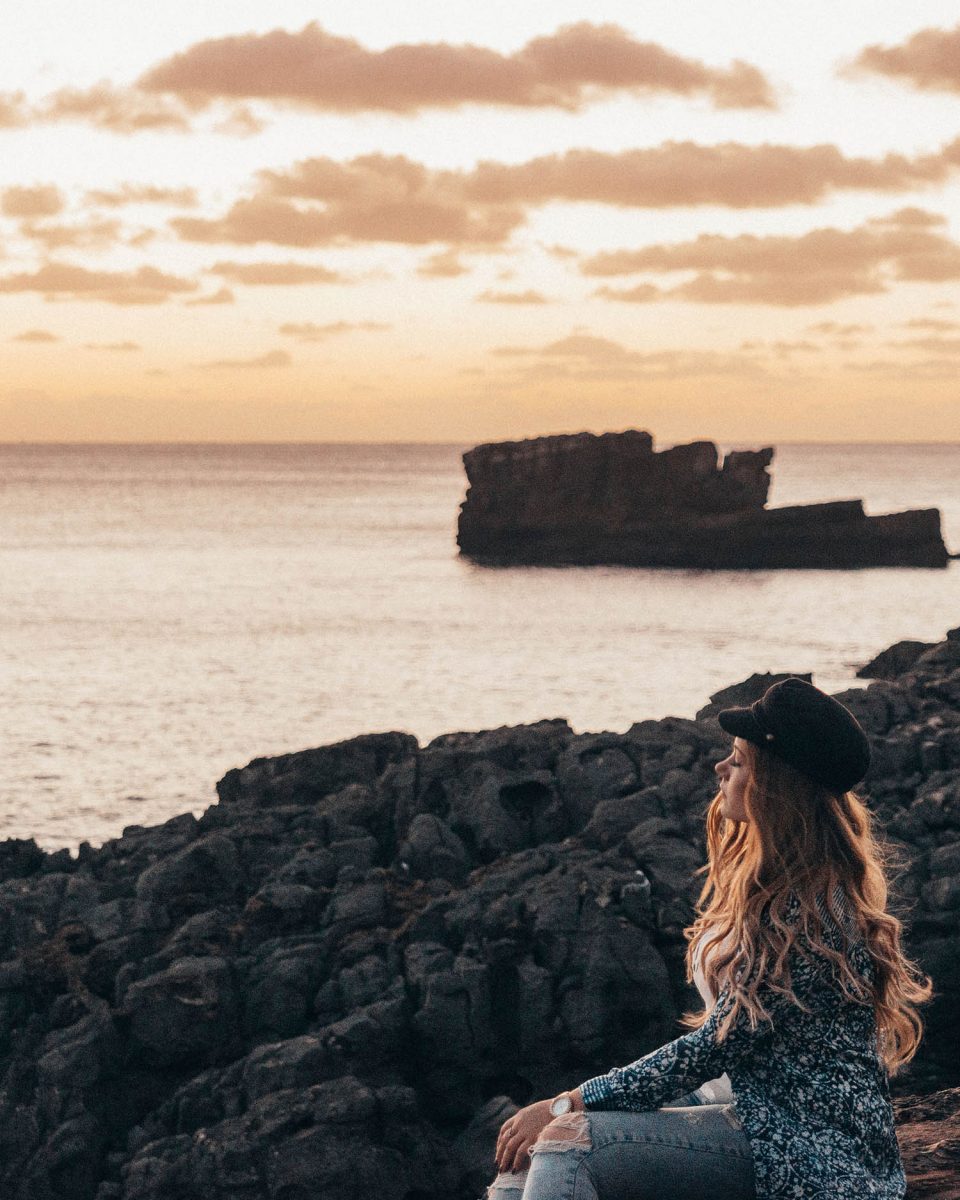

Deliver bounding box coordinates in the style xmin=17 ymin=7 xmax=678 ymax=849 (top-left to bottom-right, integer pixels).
xmin=2 ymin=1 xmax=960 ymax=441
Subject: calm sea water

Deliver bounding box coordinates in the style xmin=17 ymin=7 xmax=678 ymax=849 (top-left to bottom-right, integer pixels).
xmin=1 ymin=441 xmax=958 ymax=853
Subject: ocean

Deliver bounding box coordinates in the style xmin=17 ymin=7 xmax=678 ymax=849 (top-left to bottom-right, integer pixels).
xmin=1 ymin=441 xmax=958 ymax=853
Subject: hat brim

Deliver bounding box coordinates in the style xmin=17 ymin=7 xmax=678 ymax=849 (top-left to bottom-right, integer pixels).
xmin=717 ymin=706 xmax=764 ymax=744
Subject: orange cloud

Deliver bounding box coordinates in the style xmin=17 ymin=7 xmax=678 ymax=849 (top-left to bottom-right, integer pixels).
xmin=197 ymin=349 xmax=291 ymax=369
xmin=85 ymin=184 xmax=199 ymax=207
xmin=140 ymin=20 xmax=775 ymax=113
xmin=209 ymin=260 xmax=345 ymax=284
xmin=184 ymin=286 xmax=235 ymax=306
xmin=900 ymin=317 xmax=960 ymax=331
xmin=11 ymin=329 xmax=60 ymax=342
xmin=490 ymin=331 xmax=767 ymax=380
xmin=0 ymin=91 xmax=28 ymax=127
xmin=582 ymin=209 xmax=960 ymax=305
xmin=173 ymin=140 xmax=960 ymax=252
xmin=417 ymin=249 xmax=470 ymax=277
xmin=590 ymin=282 xmax=661 ymax=303
xmin=1 ymin=185 xmax=65 ymax=218
xmin=805 ymin=321 xmax=874 ymax=334
xmin=462 ymin=143 xmax=953 ymax=207
xmin=278 ymin=320 xmax=390 ymax=339
xmin=0 ymin=262 xmax=197 ymax=304
xmin=176 ymin=158 xmax=524 ymax=247
xmin=39 ymin=84 xmax=192 ymax=133
xmin=893 ymin=336 xmax=960 ymax=354
xmin=83 ymin=341 xmax=141 ymax=351
xmin=739 ymin=339 xmax=819 ymax=356
xmin=476 ymin=288 xmax=550 ymax=303
xmin=19 ymin=217 xmax=122 ymax=250
xmin=849 ymin=24 xmax=960 ymax=95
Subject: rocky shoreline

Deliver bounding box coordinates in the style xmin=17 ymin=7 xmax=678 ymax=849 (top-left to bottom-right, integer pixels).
xmin=1 ymin=631 xmax=959 ymax=1198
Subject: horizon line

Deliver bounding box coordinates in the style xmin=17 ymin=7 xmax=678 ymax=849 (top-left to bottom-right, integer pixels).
xmin=1 ymin=438 xmax=959 ymax=448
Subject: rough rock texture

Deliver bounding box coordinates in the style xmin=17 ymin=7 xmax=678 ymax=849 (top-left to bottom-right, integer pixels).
xmin=894 ymin=1087 xmax=960 ymax=1198
xmin=456 ymin=430 xmax=952 ymax=568
xmin=2 ymin=629 xmax=960 ymax=1197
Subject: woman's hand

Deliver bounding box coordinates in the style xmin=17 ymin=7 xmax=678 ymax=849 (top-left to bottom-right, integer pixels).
xmin=495 ymin=1098 xmax=553 ymax=1173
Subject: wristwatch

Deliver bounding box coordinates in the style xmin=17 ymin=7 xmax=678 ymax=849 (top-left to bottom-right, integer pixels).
xmin=549 ymin=1092 xmax=573 ymax=1117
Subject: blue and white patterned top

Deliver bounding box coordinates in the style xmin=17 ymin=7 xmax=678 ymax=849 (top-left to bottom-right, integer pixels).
xmin=577 ymin=890 xmax=906 ymax=1200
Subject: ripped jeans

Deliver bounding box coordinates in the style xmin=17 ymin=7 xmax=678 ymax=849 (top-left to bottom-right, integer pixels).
xmin=483 ymin=1088 xmax=755 ymax=1200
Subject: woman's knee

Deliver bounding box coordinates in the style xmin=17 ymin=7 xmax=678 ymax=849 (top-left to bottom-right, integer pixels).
xmin=485 ymin=1167 xmax=529 ymax=1199
xmin=531 ymin=1110 xmax=593 ymax=1152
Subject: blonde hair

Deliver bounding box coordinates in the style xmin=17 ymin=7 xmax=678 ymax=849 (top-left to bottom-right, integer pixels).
xmin=680 ymin=737 xmax=933 ymax=1074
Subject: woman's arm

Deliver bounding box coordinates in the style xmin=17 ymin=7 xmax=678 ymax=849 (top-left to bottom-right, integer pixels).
xmin=576 ymin=939 xmax=830 ymax=1112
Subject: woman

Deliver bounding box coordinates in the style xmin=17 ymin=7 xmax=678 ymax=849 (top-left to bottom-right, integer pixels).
xmin=486 ymin=676 xmax=932 ymax=1200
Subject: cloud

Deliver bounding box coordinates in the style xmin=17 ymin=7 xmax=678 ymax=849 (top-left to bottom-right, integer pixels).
xmin=278 ymin=320 xmax=390 ymax=339
xmin=139 ymin=20 xmax=775 ymax=113
xmin=209 ymin=259 xmax=345 ymax=284
xmin=490 ymin=331 xmax=766 ymax=380
xmin=739 ymin=339 xmax=819 ymax=356
xmin=85 ymin=184 xmax=199 ymax=208
xmin=417 ymin=249 xmax=470 ymax=277
xmin=494 ymin=333 xmax=631 ymax=359
xmin=175 ymin=158 xmax=524 ymax=246
xmin=0 ymin=262 xmax=197 ymax=304
xmin=212 ymin=104 xmax=267 ymax=136
xmin=581 ymin=208 xmax=960 ymax=305
xmin=83 ymin=341 xmax=141 ymax=351
xmin=11 ymin=329 xmax=60 ymax=342
xmin=476 ymin=288 xmax=550 ymax=303
xmin=462 ymin=143 xmax=953 ymax=208
xmin=805 ymin=321 xmax=874 ymax=334
xmin=590 ymin=282 xmax=662 ymax=303
xmin=893 ymin=336 xmax=960 ymax=354
xmin=37 ymin=84 xmax=193 ymax=133
xmin=184 ymin=286 xmax=235 ymax=306
xmin=197 ymin=348 xmax=291 ymax=369
xmin=19 ymin=217 xmax=122 ymax=250
xmin=1 ymin=185 xmax=65 ymax=218
xmin=900 ymin=316 xmax=960 ymax=331
xmin=0 ymin=91 xmax=28 ymax=127
xmin=172 ymin=140 xmax=960 ymax=252
xmin=848 ymin=24 xmax=960 ymax=95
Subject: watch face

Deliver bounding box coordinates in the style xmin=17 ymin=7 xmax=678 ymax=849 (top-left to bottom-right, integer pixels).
xmin=550 ymin=1095 xmax=572 ymax=1116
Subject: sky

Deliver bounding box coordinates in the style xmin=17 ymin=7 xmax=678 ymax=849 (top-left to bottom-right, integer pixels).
xmin=2 ymin=2 xmax=960 ymax=442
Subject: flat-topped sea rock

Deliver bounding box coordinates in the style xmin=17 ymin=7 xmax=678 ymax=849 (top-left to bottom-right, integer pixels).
xmin=456 ymin=430 xmax=952 ymax=568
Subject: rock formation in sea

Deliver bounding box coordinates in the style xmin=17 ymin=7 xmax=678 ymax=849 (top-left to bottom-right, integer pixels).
xmin=456 ymin=430 xmax=952 ymax=568
xmin=1 ymin=629 xmax=960 ymax=1197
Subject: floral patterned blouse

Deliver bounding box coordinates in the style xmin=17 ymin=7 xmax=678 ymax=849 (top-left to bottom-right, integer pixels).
xmin=577 ymin=889 xmax=906 ymax=1200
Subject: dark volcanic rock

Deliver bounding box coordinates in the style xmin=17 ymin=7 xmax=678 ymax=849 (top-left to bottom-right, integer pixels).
xmin=1 ymin=633 xmax=960 ymax=1197
xmin=857 ymin=640 xmax=939 ymax=681
xmin=456 ymin=430 xmax=951 ymax=568
xmin=895 ymin=1087 xmax=960 ymax=1198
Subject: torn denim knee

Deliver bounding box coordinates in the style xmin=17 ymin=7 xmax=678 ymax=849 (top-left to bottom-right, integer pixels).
xmin=486 ymin=1166 xmax=529 ymax=1198
xmin=529 ymin=1110 xmax=593 ymax=1155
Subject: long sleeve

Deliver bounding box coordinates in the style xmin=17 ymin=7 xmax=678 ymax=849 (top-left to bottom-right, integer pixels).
xmin=578 ymin=914 xmax=844 ymax=1112
xmin=578 ymin=983 xmax=770 ymax=1110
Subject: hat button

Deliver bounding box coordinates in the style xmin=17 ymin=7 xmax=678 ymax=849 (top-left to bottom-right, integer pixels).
xmin=765 ymin=732 xmax=774 ymax=741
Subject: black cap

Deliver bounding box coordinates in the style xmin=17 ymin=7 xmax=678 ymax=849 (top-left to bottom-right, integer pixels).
xmin=717 ymin=677 xmax=871 ymax=794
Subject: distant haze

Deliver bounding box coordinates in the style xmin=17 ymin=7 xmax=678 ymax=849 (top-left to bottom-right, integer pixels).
xmin=1 ymin=2 xmax=960 ymax=440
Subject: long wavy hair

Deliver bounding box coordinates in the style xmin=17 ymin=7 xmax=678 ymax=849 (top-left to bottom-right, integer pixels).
xmin=680 ymin=736 xmax=933 ymax=1074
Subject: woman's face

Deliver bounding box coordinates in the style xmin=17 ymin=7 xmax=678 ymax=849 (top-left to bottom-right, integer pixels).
xmin=715 ymin=737 xmax=751 ymax=822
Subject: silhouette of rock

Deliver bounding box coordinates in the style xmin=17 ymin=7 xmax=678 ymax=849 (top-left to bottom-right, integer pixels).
xmin=456 ymin=431 xmax=951 ymax=568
